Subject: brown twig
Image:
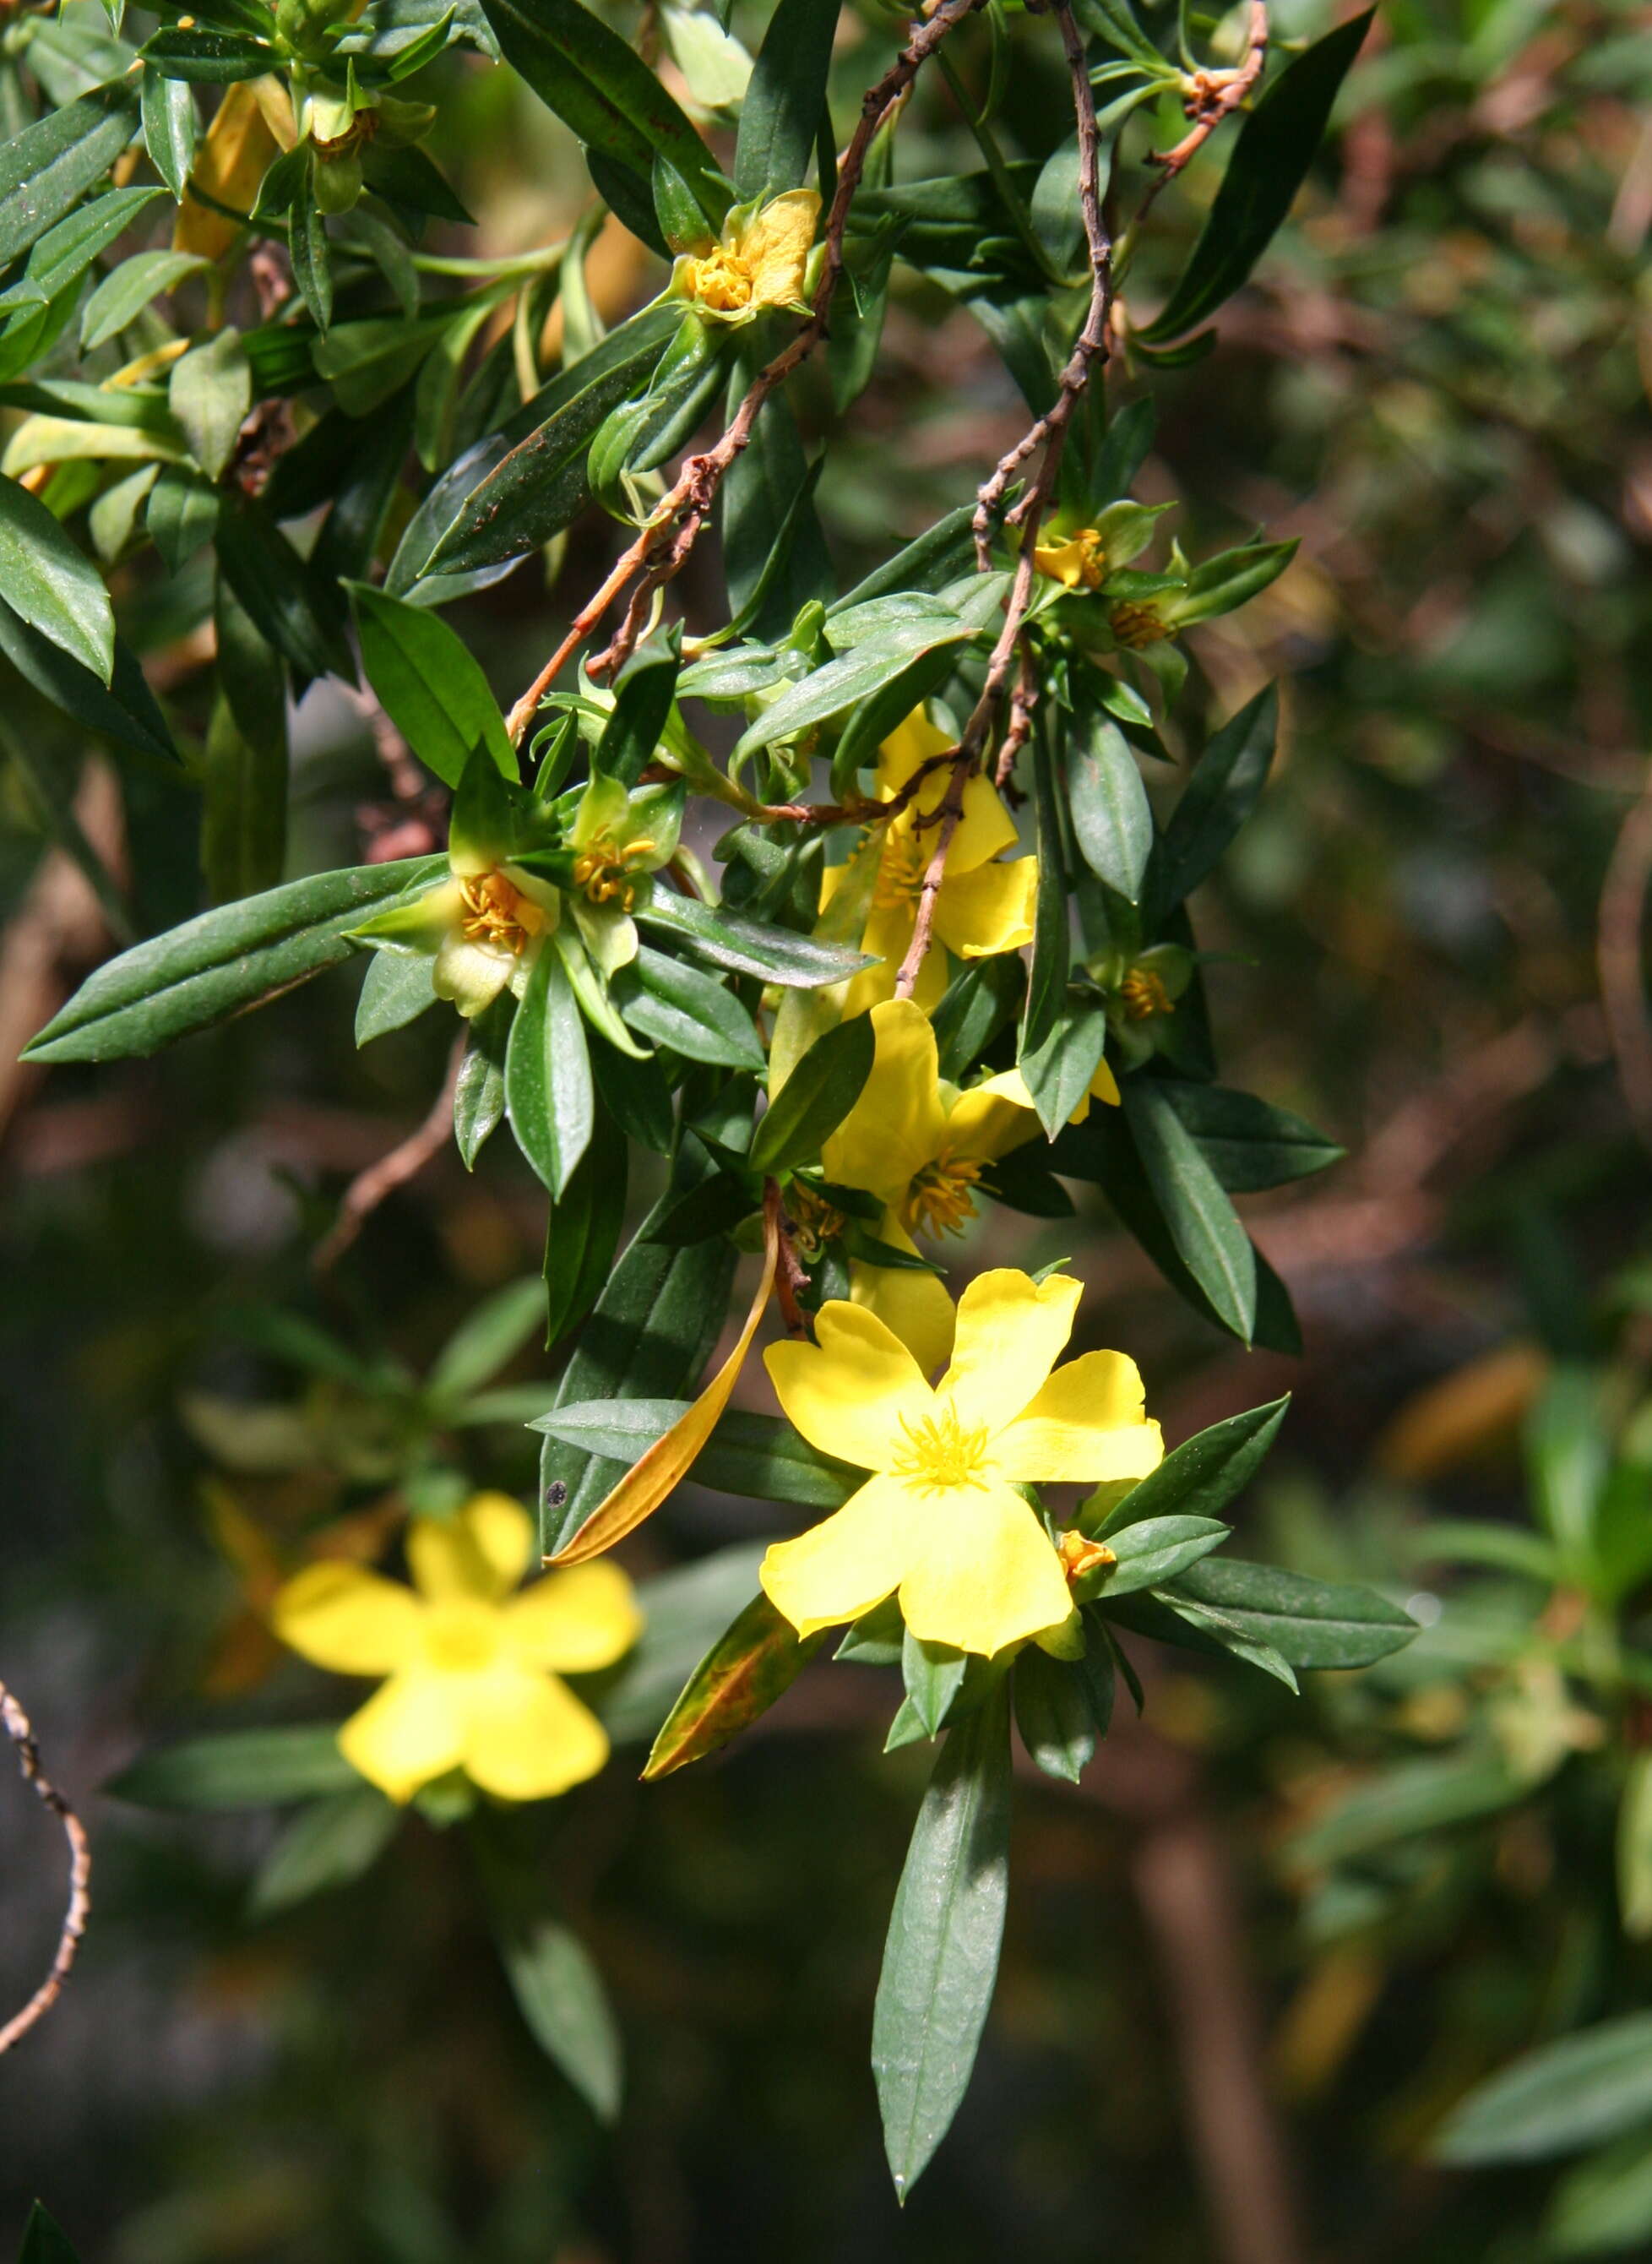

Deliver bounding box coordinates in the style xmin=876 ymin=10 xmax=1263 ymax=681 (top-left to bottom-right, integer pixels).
xmin=0 ymin=1677 xmax=91 ymax=2057
xmin=503 ymin=0 xmax=992 ymax=745
xmin=765 ymin=1178 xmax=812 ymax=1338
xmin=1598 ymin=769 xmax=1652 ymax=1157
xmin=311 ymin=1031 xmax=466 ymax=1272
xmin=1133 ymin=1 xmax=1269 ymax=237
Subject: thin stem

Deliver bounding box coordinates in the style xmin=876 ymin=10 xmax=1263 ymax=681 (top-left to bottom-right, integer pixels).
xmin=0 ymin=1677 xmax=91 ymax=2057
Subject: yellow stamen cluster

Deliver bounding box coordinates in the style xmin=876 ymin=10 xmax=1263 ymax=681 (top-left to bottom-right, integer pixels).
xmin=787 ymin=1183 xmax=845 ymax=1260
xmin=1057 ymin=1529 xmax=1117 ymax=1582
xmin=872 ymin=826 xmax=931 ymax=911
xmin=892 ymin=1406 xmax=992 ymax=1495
xmin=1110 ymin=601 xmax=1171 ymax=650
xmin=901 ymin=1149 xmax=983 ymax=1240
xmin=571 ymin=835 xmax=658 ymax=911
xmin=1119 ymin=967 xmax=1172 ymax=1020
xmin=459 ymin=870 xmax=545 ymax=955
xmin=678 ymin=248 xmax=755 ymax=314
xmin=421 ymin=1599 xmax=499 ymax=1673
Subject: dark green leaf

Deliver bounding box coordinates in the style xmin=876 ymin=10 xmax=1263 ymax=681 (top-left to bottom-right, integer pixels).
xmin=24 ymin=856 xmax=445 ymax=1064
xmin=720 ymin=373 xmax=835 ymax=641
xmin=1168 ymin=1556 xmax=1416 ymax=1669
xmin=590 ymin=1032 xmax=675 ymax=1154
xmin=0 ymin=600 xmax=176 ymax=765
xmin=0 ymin=471 xmax=114 ymax=683
xmin=146 ymin=465 xmax=220 ymax=572
xmin=619 ymin=944 xmax=766 ymax=1072
xmin=1122 ymin=1078 xmax=1256 ymax=1341
xmin=1017 ymin=999 xmax=1108 ymax=1140
xmin=18 ymin=2206 xmax=80 ymax=2264
xmin=1092 ymin=1396 xmax=1289 ymax=1538
xmin=1092 ymin=1514 xmax=1229 ymax=1597
xmin=900 ymin=1629 xmax=970 ymax=1739
xmin=533 ymin=1400 xmax=860 ymax=1510
xmin=475 ymin=1833 xmax=623 ymax=2121
xmin=543 ymin=1124 xmax=628 ymax=1349
xmin=1160 ymin=1081 xmax=1344 ymax=1191
xmin=355 ymin=949 xmax=437 ymax=1042
xmin=931 ymin=955 xmax=1023 ymax=1083
xmin=141 ymin=66 xmax=196 ymax=199
xmin=872 ymin=1681 xmax=1012 ymax=2201
xmin=749 ymin=1012 xmax=874 ymax=1174
xmin=287 ymin=160 xmax=334 ymax=331
xmin=1068 ymin=706 xmax=1152 ymax=903
xmin=0 ymin=81 xmax=139 ymax=269
xmin=637 ymin=889 xmax=871 ymax=988
xmin=1021 ymin=725 xmax=1068 ymax=1057
xmin=348 ymin=581 xmax=514 ymax=787
xmin=595 ymin=634 xmax=680 ymax=788
xmin=505 ymin=943 xmax=594 ymax=1196
xmin=247 ymin=1785 xmax=399 ymax=1917
xmin=733 ymin=0 xmax=838 ymax=204
xmin=1139 ymin=14 xmax=1374 ymax=341
xmin=1434 ymin=2014 xmax=1652 ymax=2167
xmin=454 ymin=990 xmax=512 ymax=1166
xmin=81 ymin=247 xmax=208 ymax=351
xmin=204 ymin=577 xmax=288 ymax=902
xmin=644 ymin=1592 xmax=823 ymax=1777
xmin=1290 ymin=1749 xmax=1526 ymax=1869
xmin=106 ymin=1724 xmax=358 ymax=1809
xmin=215 ymin=491 xmax=353 ymax=684
xmin=1149 ymin=683 xmax=1276 ymax=921
xmin=140 ymin=24 xmax=275 ymax=77
xmin=1013 ymin=1646 xmax=1097 ymax=1783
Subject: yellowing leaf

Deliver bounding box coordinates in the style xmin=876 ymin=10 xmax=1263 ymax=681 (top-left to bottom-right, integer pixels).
xmin=174 ymin=81 xmax=288 ymax=262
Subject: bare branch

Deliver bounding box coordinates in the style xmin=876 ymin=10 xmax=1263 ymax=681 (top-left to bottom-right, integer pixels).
xmin=312 ymin=1032 xmax=466 ymax=1273
xmin=0 ymin=1677 xmax=90 ymax=2057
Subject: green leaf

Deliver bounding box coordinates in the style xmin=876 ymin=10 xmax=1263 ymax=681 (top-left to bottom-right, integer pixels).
xmin=733 ymin=0 xmax=839 ymax=204
xmin=594 ymin=1541 xmax=769 ymax=1744
xmin=1122 ymin=1078 xmax=1256 ymax=1341
xmin=0 ymin=471 xmax=114 ymax=683
xmin=477 ymin=0 xmax=725 ymax=242
xmin=1103 ymin=1588 xmax=1298 ymax=1691
xmin=931 ymin=955 xmax=1023 ymax=1084
xmin=204 ymin=578 xmax=289 ymax=902
xmin=140 ymin=24 xmax=276 ymax=76
xmin=1017 ymin=999 xmax=1107 ymax=1140
xmin=594 ymin=634 xmax=681 ymax=788
xmin=1091 ymin=1396 xmax=1288 ymax=1543
xmin=532 ymin=1400 xmax=859 ymax=1510
xmin=168 ymin=326 xmax=252 ymax=482
xmin=421 ymin=307 xmax=679 ymax=576
xmin=1021 ymin=726 xmax=1069 ymax=1058
xmin=141 ymin=67 xmax=197 ymax=199
xmin=216 ymin=491 xmax=352 ymax=684
xmin=732 ymin=605 xmax=991 ymax=762
xmin=901 ymin=1628 xmax=970 ymax=1739
xmin=427 ymin=1276 xmax=545 ymax=1403
xmin=1138 ymin=13 xmax=1373 ymax=343
xmin=81 ymin=248 xmax=209 ymax=351
xmin=749 ymin=1011 xmax=874 ymax=1174
xmin=1093 ymin=1514 xmax=1230 ymax=1598
xmin=1067 ymin=705 xmax=1152 ymax=903
xmin=1159 ymin=1081 xmax=1344 ymax=1191
xmin=1149 ymin=683 xmax=1276 ymax=921
xmin=0 ymin=600 xmax=176 ymax=765
xmin=475 ymin=1834 xmax=623 ymax=2122
xmin=721 ymin=375 xmax=834 ymax=640
xmin=1168 ymin=1557 xmax=1416 ymax=1668
xmin=1526 ymin=1364 xmax=1611 ymax=1568
xmin=1013 ymin=1646 xmax=1099 ymax=1784
xmin=1434 ymin=2014 xmax=1652 ymax=2166
xmin=619 ymin=945 xmax=766 ymax=1072
xmin=146 ymin=465 xmax=220 ymax=572
xmin=454 ymin=990 xmax=512 ymax=1165
xmin=543 ymin=1126 xmax=628 ymax=1348
xmin=18 ymin=2205 xmax=80 ymax=2264
xmin=539 ymin=1158 xmax=736 ymax=1553
xmin=0 ymin=82 xmax=140 ymax=269
xmin=24 ymin=855 xmax=444 ymax=1064
xmin=1548 ymin=2130 xmax=1652 ymax=2256
xmin=1289 ymin=1748 xmax=1527 ymax=1869
xmin=644 ymin=1591 xmax=823 ymax=1777
xmin=355 ymin=948 xmax=437 ymax=1042
xmin=637 ymin=890 xmax=871 ymax=988
xmin=505 ymin=942 xmax=594 ymax=1197
xmin=1618 ymin=1753 xmax=1652 ymax=1940
xmin=247 ymin=1785 xmax=399 ymax=1917
xmin=347 ymin=582 xmax=514 ymax=786
xmin=106 ymin=1724 xmax=358 ymax=1809
xmin=872 ymin=1681 xmax=1012 ymax=2201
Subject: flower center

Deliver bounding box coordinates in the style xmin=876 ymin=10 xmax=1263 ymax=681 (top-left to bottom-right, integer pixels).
xmin=1110 ymin=600 xmax=1170 ymax=650
xmin=872 ymin=824 xmax=930 ymax=911
xmin=892 ymin=1405 xmax=992 ymax=1494
xmin=1119 ymin=966 xmax=1172 ymax=1020
xmin=901 ymin=1150 xmax=982 ymax=1239
xmin=787 ymin=1182 xmax=844 ymax=1259
xmin=421 ymin=1598 xmax=500 ymax=1674
xmin=458 ymin=869 xmax=545 ymax=955
xmin=682 ymin=248 xmax=755 ymax=313
xmin=571 ymin=835 xmax=657 ymax=912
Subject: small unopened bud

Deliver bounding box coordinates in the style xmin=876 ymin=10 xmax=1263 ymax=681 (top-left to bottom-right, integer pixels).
xmin=1058 ymin=1529 xmax=1116 ymax=1584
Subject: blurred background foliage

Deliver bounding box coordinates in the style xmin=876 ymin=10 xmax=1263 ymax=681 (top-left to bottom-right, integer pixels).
xmin=4 ymin=0 xmax=1652 ymax=2257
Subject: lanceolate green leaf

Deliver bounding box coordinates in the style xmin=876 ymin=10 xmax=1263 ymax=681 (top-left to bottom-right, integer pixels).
xmin=543 ymin=1123 xmax=628 ymax=1349
xmin=733 ymin=0 xmax=840 ymax=204
xmin=1159 ymin=1081 xmax=1344 ymax=1191
xmin=1122 ymin=1077 xmax=1257 ymax=1342
xmin=1138 ymin=12 xmax=1374 ymax=343
xmin=0 ymin=470 xmax=115 ymax=682
xmin=872 ymin=1680 xmax=1013 ymax=2201
xmin=620 ymin=946 xmax=766 ymax=1072
xmin=504 ymin=942 xmax=594 ymax=1197
xmin=106 ymin=1724 xmax=358 ymax=1809
xmin=749 ymin=1011 xmax=875 ymax=1174
xmin=1149 ymin=683 xmax=1277 ymax=921
xmin=475 ymin=1831 xmax=623 ymax=2122
xmin=1092 ymin=1396 xmax=1289 ymax=1537
xmin=348 ymin=581 xmax=515 ymax=786
xmin=247 ymin=1786 xmax=399 ymax=1918
xmin=19 ymin=2203 xmax=81 ymax=2264
xmin=644 ymin=1592 xmax=824 ymax=1777
xmin=637 ymin=890 xmax=872 ymax=988
xmin=0 ymin=80 xmax=141 ymax=269
xmin=0 ymin=600 xmax=176 ymax=764
xmin=531 ymin=1400 xmax=860 ymax=1510
xmin=1167 ymin=1557 xmax=1416 ymax=1668
xmin=1289 ymin=1748 xmax=1526 ymax=1869
xmin=1090 ymin=1514 xmax=1230 ymax=1597
xmin=24 ymin=856 xmax=446 ymax=1063
xmin=1433 ymin=2013 xmax=1652 ymax=2167
xmin=454 ymin=991 xmax=512 ymax=1167
xmin=1067 ymin=705 xmax=1153 ymax=903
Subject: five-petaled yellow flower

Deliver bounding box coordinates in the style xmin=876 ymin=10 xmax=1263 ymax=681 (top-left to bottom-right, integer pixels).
xmin=671 ymin=190 xmax=819 ymax=323
xmin=823 ymin=713 xmax=1038 ymax=1017
xmin=1032 ymin=526 xmax=1108 ymax=590
xmin=759 ymin=1270 xmax=1162 ymax=1657
xmin=820 ymin=999 xmax=1120 ymax=1372
xmin=271 ymin=1494 xmax=640 ymax=1804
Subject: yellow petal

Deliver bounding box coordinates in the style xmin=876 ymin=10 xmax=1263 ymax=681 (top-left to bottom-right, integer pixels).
xmin=940 ymin=1268 xmax=1079 ymax=1436
xmin=507 ymin=1560 xmax=642 ymax=1671
xmin=1066 ymin=1054 xmax=1122 ymax=1122
xmin=944 ymin=1069 xmax=1041 ymax=1165
xmin=549 ymin=1205 xmax=779 ymax=1564
xmin=270 ymin=1563 xmax=422 ymax=1674
xmin=765 ymin=1298 xmax=934 ymax=1472
xmin=338 ymin=1668 xmax=465 ymax=1803
xmin=409 ymin=1494 xmax=534 ymax=1603
xmin=741 ymin=188 xmax=819 ymax=307
xmin=933 ymin=857 xmax=1037 ymax=960
xmin=1031 ymin=531 xmax=1104 ymax=590
xmin=873 ymin=709 xmax=955 ymax=803
xmin=944 ymin=771 xmax=1022 ymax=876
xmin=896 ymin=1478 xmax=1073 ymax=1656
xmin=992 ymin=1351 xmax=1164 ymax=1483
xmin=461 ymin=1666 xmax=611 ymax=1801
xmin=760 ymin=1472 xmax=914 ymax=1637
xmin=173 ymin=81 xmax=281 ymax=261
xmin=849 ymin=1225 xmax=956 ymax=1377
xmin=432 ymin=931 xmax=518 ymax=1019
xmin=821 ymin=999 xmax=948 ymax=1200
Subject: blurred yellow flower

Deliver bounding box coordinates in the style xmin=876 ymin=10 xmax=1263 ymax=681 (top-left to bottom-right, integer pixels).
xmin=820 ymin=999 xmax=1118 ymax=1372
xmin=823 ymin=713 xmax=1037 ymax=1016
xmin=760 ymin=1270 xmax=1161 ymax=1657
xmin=271 ymin=1494 xmax=639 ymax=1804
xmin=672 ymin=190 xmax=819 ymax=323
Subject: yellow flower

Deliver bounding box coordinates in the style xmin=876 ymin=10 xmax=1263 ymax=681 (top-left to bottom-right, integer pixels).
xmin=1032 ymin=527 xmax=1107 ymax=590
xmin=823 ymin=713 xmax=1037 ymax=1017
xmin=671 ymin=190 xmax=819 ymax=324
xmin=819 ymin=999 xmax=1119 ymax=1372
xmin=759 ymin=1270 xmax=1162 ymax=1657
xmin=270 ymin=1494 xmax=639 ymax=1804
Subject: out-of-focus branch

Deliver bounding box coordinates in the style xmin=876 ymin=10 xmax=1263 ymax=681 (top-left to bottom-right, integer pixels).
xmin=1598 ymin=771 xmax=1652 ymax=1156
xmin=0 ymin=1677 xmax=90 ymax=2057
xmin=311 ymin=1032 xmax=466 ymax=1272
